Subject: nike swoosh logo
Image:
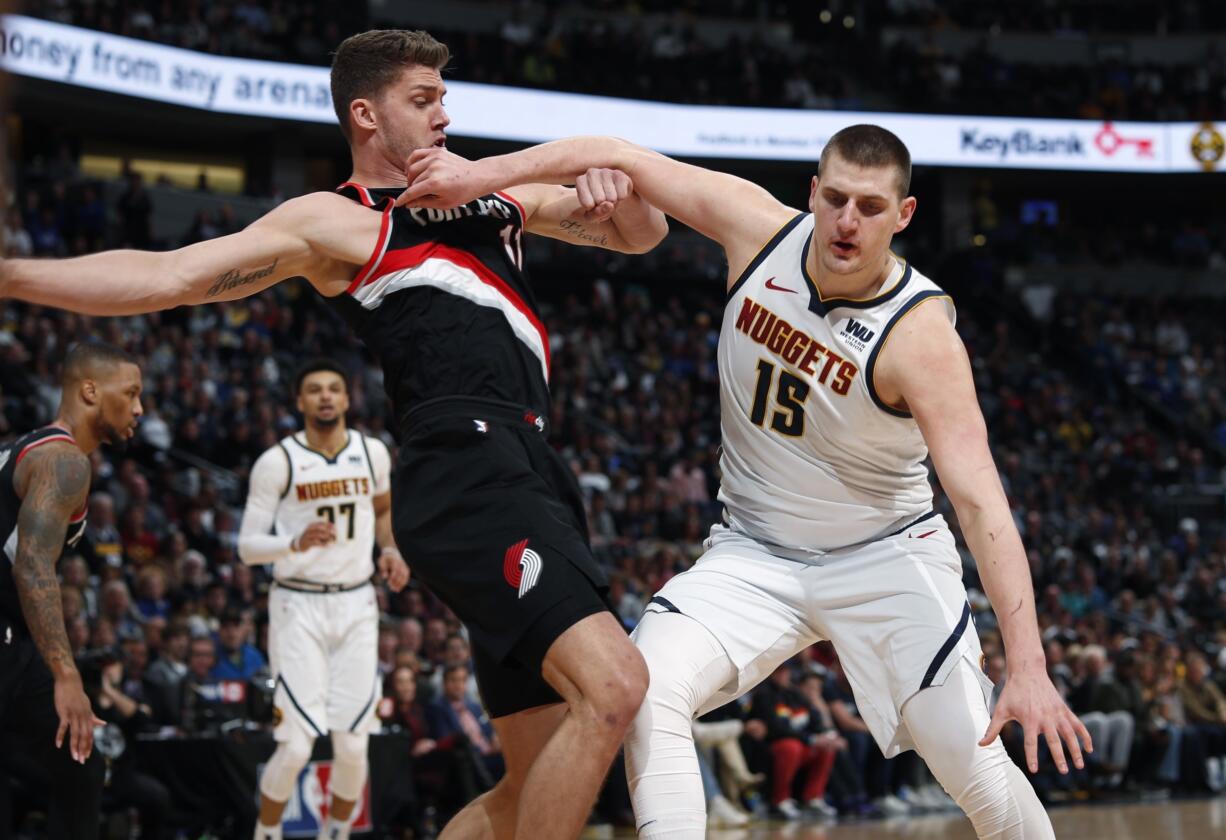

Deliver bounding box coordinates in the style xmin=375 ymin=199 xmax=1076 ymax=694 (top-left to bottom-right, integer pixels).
xmin=299 ymin=463 xmax=318 ymax=472
xmin=764 ymin=277 xmax=797 ymax=293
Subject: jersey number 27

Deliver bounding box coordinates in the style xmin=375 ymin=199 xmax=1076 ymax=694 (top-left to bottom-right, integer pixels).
xmin=317 ymin=503 xmax=356 ymax=540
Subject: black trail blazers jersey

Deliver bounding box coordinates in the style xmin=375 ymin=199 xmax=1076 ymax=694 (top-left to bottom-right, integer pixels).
xmin=0 ymin=426 xmax=88 ymax=636
xmin=328 ymin=183 xmax=551 ymax=430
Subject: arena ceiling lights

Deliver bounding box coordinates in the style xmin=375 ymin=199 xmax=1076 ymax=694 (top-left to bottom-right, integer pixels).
xmin=2 ymin=14 xmax=1222 ymax=174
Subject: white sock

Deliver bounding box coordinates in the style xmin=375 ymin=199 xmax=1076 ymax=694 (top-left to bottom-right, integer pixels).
xmin=254 ymin=820 xmax=282 ymax=840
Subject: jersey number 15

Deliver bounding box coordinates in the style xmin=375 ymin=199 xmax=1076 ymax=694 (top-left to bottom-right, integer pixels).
xmin=749 ymin=359 xmax=810 ymax=437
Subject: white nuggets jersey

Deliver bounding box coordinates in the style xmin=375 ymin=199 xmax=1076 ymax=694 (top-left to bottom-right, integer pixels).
xmin=249 ymin=431 xmax=392 ymax=584
xmin=718 ymin=213 xmax=954 ymax=552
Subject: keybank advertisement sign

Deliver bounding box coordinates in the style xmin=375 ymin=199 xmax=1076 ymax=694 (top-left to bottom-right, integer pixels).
xmin=0 ymin=14 xmax=1217 ymax=173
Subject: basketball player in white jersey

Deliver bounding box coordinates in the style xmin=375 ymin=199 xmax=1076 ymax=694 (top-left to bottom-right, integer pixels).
xmin=238 ymin=359 xmax=409 ymax=840
xmin=399 ymin=125 xmax=1093 ymax=839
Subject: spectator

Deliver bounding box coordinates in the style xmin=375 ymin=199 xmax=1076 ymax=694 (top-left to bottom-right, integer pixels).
xmin=180 ymin=635 xmax=246 ymax=733
xmin=100 ymin=578 xmax=141 ymax=639
xmin=1070 ymin=645 xmax=1136 ymax=789
xmin=210 ymin=608 xmax=267 ymax=681
xmin=427 ymin=664 xmax=503 ymax=779
xmin=1180 ymin=652 xmax=1226 ymax=791
xmin=144 ymin=622 xmax=191 ymax=726
xmin=749 ymin=664 xmax=842 ymax=820
xmin=428 ymin=634 xmax=479 ymax=704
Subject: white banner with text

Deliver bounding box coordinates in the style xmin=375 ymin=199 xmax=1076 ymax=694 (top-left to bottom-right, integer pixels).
xmin=1 ymin=14 xmax=1221 ymax=173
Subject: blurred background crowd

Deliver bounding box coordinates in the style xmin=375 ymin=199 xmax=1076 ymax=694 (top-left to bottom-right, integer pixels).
xmin=3 ymin=0 xmax=1226 ymax=838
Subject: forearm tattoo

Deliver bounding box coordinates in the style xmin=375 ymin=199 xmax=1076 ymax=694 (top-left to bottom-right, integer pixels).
xmin=558 ymin=219 xmax=609 ymax=246
xmin=14 ymin=449 xmax=89 ymax=677
xmin=205 ymin=259 xmax=279 ymax=299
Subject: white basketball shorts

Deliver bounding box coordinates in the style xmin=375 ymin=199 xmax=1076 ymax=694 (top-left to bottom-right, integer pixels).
xmin=269 ymin=583 xmax=381 ymax=741
xmin=643 ymin=515 xmax=994 ymax=757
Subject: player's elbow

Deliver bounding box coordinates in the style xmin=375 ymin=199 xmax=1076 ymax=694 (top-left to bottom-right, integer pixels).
xmin=235 ymin=537 xmax=265 ymax=566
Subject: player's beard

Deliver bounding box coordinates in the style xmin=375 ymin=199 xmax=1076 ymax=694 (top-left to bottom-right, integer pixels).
xmin=310 ymin=415 xmax=341 ymax=430
xmin=99 ymin=419 xmax=130 ymax=452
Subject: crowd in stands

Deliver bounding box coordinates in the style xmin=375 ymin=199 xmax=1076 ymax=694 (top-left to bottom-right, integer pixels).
xmin=3 ymin=144 xmax=1226 ymax=835
xmin=23 ymin=0 xmax=1226 ymax=119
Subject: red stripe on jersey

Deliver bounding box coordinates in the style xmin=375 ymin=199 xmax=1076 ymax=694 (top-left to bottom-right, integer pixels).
xmin=496 ymin=190 xmax=527 ymax=223
xmin=359 ymin=243 xmax=551 ymax=372
xmin=347 ymin=204 xmax=395 ymax=294
xmin=337 ymin=181 xmax=375 ymax=207
xmin=15 ymin=434 xmax=76 ymax=467
xmin=70 ymin=505 xmax=87 ymax=523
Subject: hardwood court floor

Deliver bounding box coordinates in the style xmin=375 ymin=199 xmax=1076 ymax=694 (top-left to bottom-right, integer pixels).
xmin=587 ymin=796 xmax=1226 ymax=839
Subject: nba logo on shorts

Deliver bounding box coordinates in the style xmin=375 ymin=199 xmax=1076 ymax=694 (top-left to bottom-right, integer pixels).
xmin=503 ymin=538 xmax=543 ymax=598
xmin=258 ymin=760 xmax=372 ymax=837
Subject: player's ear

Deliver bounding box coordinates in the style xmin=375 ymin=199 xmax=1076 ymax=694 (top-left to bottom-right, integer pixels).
xmin=895 ymin=196 xmax=917 ymax=234
xmin=81 ymin=379 xmax=99 ymax=407
xmin=808 ymin=175 xmax=819 ymax=211
xmin=351 ymin=97 xmax=378 ymax=134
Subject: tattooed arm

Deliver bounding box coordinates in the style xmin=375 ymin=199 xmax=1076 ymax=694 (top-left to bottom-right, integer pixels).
xmin=0 ymin=191 xmax=384 ymax=315
xmin=506 ymin=171 xmax=669 ymax=255
xmin=12 ymin=442 xmax=97 ymax=761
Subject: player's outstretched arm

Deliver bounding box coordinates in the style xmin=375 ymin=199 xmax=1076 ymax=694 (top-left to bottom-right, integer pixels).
xmin=507 ymin=169 xmax=668 ymax=255
xmin=876 ymin=301 xmax=1092 ymax=775
xmin=399 ymin=139 xmax=796 ymax=279
xmin=0 ymin=193 xmax=379 ymax=316
xmin=12 ymin=442 xmax=101 ymax=762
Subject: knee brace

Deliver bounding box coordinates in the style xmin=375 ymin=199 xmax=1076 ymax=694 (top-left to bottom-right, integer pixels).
xmin=260 ymin=725 xmax=315 ymax=803
xmin=329 ymin=731 xmax=369 ymax=802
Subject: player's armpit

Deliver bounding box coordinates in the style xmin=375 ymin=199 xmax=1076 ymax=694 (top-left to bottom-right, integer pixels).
xmin=0 ymin=192 xmax=379 ymax=315
xmin=12 ymin=444 xmax=90 ymax=680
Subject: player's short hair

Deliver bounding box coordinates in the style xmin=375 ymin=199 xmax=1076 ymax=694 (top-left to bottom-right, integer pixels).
xmin=293 ymin=358 xmax=350 ymax=395
xmin=330 ymin=29 xmax=450 ymax=141
xmin=818 ymin=124 xmax=912 ymax=199
xmin=61 ymin=341 xmax=138 ymax=387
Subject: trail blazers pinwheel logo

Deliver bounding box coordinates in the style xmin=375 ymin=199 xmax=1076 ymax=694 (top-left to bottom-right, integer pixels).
xmin=504 ymin=538 xmax=543 ymax=598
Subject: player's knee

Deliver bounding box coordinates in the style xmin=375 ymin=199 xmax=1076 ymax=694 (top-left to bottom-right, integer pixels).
xmin=331 ymin=730 xmax=368 ymax=766
xmin=589 ymin=658 xmax=649 ymax=736
xmin=329 ymin=732 xmax=369 ymax=802
xmin=260 ymin=728 xmax=315 ymax=802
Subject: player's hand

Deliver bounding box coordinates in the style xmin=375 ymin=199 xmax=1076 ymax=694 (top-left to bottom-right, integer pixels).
xmin=980 ymin=669 xmax=1091 ymax=774
xmin=54 ymin=670 xmax=103 ymax=763
xmin=574 ymin=168 xmax=634 ymax=223
xmin=412 ymin=737 xmax=437 ymax=757
xmin=292 ymin=520 xmax=336 ymax=552
xmin=397 ymin=148 xmax=489 ymax=209
xmin=378 ymin=547 xmax=411 ymax=592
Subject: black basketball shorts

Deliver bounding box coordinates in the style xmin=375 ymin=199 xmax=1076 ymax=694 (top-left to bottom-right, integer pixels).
xmin=393 ymin=397 xmax=617 ymax=718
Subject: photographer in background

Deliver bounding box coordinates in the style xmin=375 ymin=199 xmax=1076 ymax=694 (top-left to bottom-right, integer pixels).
xmin=92 ymin=652 xmax=172 ymax=840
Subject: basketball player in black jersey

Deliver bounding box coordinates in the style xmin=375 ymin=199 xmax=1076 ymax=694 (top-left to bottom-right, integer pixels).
xmin=0 ymin=30 xmax=667 ymax=840
xmin=0 ymin=341 xmax=143 ymax=840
